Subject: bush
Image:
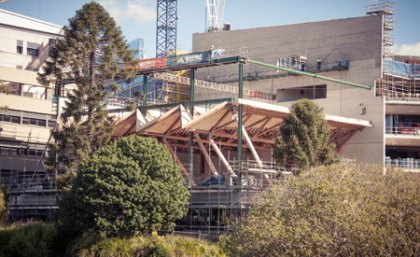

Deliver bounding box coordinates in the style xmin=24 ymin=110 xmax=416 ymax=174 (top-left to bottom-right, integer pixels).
xmin=0 ymin=226 xmax=14 ymax=256
xmin=0 ymin=188 xmax=6 ymax=223
xmin=58 ymin=135 xmax=190 ymax=238
xmin=72 ymin=234 xmax=226 ymax=257
xmin=223 ymin=164 xmax=420 ymax=257
xmin=0 ymin=223 xmax=56 ymax=257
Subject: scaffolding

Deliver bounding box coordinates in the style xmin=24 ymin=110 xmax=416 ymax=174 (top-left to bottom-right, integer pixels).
xmin=366 ymin=1 xmax=420 ymax=101
xmin=0 ymin=140 xmax=57 ymax=222
xmin=376 ymin=58 xmax=420 ymax=101
xmin=366 ymin=1 xmax=395 ymax=57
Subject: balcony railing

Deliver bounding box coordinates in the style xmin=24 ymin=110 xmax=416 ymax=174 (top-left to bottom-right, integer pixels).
xmin=385 ymin=158 xmax=420 ymax=170
xmin=385 ymin=126 xmax=420 ymax=136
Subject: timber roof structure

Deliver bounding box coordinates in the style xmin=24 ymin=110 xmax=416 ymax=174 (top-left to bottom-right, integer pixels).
xmin=113 ymin=99 xmax=372 ymax=152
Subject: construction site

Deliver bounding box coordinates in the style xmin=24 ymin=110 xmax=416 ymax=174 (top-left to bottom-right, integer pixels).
xmin=0 ymin=0 xmax=419 ymax=232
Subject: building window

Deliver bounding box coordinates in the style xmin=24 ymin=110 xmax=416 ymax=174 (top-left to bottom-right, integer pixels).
xmin=316 ymin=59 xmax=322 ymax=71
xmin=10 ymin=116 xmax=21 ymax=124
xmin=0 ymin=114 xmax=21 ymax=124
xmin=17 ymin=40 xmax=23 ymax=54
xmin=48 ymin=120 xmax=56 ymax=128
xmin=27 ymin=48 xmax=39 ymax=57
xmin=38 ymin=119 xmax=46 ymax=127
xmin=277 ymin=85 xmax=327 ymax=102
xmin=22 ymin=117 xmax=47 ymax=127
xmin=27 ymin=42 xmax=40 ymax=57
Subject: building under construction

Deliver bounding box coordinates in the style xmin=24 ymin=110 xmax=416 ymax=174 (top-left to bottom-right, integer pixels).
xmin=110 ymin=1 xmax=420 ymax=231
xmin=1 ymin=2 xmax=419 ymax=228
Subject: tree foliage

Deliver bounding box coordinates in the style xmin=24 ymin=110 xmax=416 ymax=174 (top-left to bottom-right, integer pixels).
xmin=58 ymin=135 xmax=189 ymax=238
xmin=0 ymin=189 xmax=6 ymax=222
xmin=222 ymin=164 xmax=420 ymax=257
xmin=69 ymin=234 xmax=226 ymax=257
xmin=0 ymin=223 xmax=57 ymax=257
xmin=38 ymin=2 xmax=135 ymax=189
xmin=273 ymin=98 xmax=338 ymax=172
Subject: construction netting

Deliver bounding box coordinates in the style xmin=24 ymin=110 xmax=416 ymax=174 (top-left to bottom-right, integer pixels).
xmin=384 ymin=58 xmax=420 ymax=78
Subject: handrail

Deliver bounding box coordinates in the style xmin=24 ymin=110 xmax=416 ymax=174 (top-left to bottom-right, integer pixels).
xmin=245 ymin=58 xmax=372 ymax=90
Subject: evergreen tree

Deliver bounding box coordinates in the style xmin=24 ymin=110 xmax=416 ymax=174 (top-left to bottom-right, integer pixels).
xmin=58 ymin=136 xmax=189 ymax=238
xmin=38 ymin=2 xmax=135 ymax=189
xmin=273 ymin=98 xmax=338 ymax=173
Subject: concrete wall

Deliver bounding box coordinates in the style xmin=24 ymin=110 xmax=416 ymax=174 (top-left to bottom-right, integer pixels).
xmin=192 ymin=16 xmax=385 ymax=164
xmin=0 ymin=25 xmax=58 ymax=71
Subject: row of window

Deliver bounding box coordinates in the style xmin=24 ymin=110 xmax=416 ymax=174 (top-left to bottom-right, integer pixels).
xmin=16 ymin=41 xmax=39 ymax=57
xmin=0 ymin=147 xmax=45 ymax=157
xmin=0 ymin=114 xmax=55 ymax=128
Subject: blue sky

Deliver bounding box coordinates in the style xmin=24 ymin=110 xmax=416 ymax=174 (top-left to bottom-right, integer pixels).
xmin=1 ymin=0 xmax=419 ymax=57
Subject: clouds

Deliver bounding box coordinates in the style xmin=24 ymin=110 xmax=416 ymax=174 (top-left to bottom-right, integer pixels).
xmin=395 ymin=42 xmax=420 ymax=56
xmin=98 ymin=0 xmax=155 ymax=26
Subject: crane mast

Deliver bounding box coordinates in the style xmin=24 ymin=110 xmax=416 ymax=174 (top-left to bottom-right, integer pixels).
xmin=205 ymin=0 xmax=226 ymax=32
xmin=156 ymin=0 xmax=178 ymax=57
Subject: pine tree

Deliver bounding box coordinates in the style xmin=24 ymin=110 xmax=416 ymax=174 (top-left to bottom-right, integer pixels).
xmin=38 ymin=2 xmax=135 ymax=189
xmin=273 ymin=99 xmax=338 ymax=173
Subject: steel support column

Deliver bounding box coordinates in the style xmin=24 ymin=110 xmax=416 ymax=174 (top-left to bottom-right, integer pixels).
xmin=143 ymin=75 xmax=148 ymax=107
xmin=237 ymin=62 xmax=244 ymax=177
xmin=188 ymin=69 xmax=195 ymax=187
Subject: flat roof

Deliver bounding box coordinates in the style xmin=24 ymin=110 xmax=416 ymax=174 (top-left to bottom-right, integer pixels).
xmin=0 ymin=9 xmax=63 ymax=35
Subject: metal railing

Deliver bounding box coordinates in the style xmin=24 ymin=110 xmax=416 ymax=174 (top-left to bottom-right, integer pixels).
xmin=385 ymin=126 xmax=420 ymax=136
xmin=385 ymin=158 xmax=420 ymax=170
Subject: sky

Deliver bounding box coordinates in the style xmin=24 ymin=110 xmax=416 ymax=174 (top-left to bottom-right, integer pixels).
xmin=1 ymin=0 xmax=419 ymax=58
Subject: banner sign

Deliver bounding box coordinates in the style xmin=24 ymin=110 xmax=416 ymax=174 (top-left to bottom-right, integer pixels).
xmin=128 ymin=57 xmax=167 ymax=72
xmin=126 ymin=49 xmax=225 ymax=72
xmin=167 ymin=51 xmax=212 ymax=67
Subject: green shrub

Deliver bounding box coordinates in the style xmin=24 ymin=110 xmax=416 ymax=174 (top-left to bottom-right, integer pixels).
xmin=223 ymin=164 xmax=420 ymax=257
xmin=59 ymin=135 xmax=189 ymax=238
xmin=0 ymin=223 xmax=56 ymax=257
xmin=71 ymin=234 xmax=226 ymax=257
xmin=64 ymin=232 xmax=102 ymax=257
xmin=0 ymin=188 xmax=6 ymax=223
xmin=0 ymin=226 xmax=14 ymax=256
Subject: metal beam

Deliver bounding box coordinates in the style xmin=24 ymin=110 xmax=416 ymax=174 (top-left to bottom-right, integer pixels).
xmin=138 ymin=97 xmax=233 ymax=112
xmin=194 ymin=133 xmax=219 ymax=176
xmin=162 ymin=138 xmax=195 ymax=186
xmin=240 ymin=125 xmax=263 ymax=168
xmin=245 ymin=58 xmax=372 ymax=90
xmin=209 ymin=137 xmax=236 ymax=177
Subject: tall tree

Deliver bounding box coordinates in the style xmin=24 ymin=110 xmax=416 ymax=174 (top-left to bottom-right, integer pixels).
xmin=38 ymin=2 xmax=135 ymax=189
xmin=273 ymin=98 xmax=338 ymax=173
